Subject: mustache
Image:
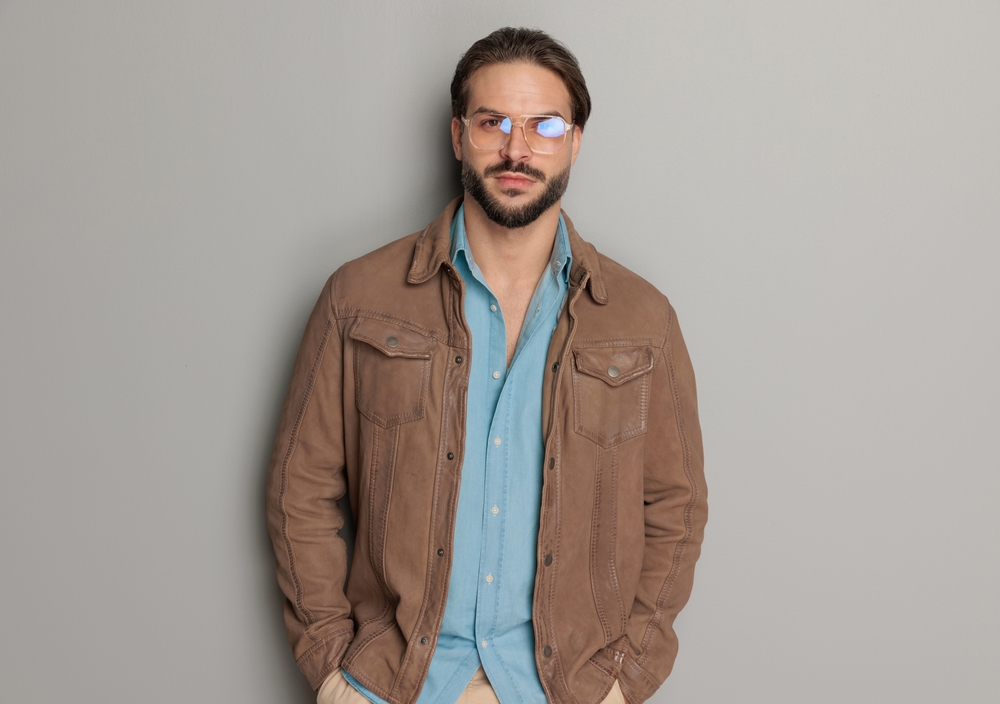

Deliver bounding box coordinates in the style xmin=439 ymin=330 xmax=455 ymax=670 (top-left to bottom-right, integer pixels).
xmin=482 ymin=160 xmax=547 ymax=182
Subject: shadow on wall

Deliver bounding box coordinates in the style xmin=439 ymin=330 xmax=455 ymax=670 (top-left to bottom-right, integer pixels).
xmin=253 ymin=98 xmax=461 ymax=700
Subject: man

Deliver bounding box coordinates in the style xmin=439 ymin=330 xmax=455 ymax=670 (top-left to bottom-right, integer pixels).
xmin=266 ymin=27 xmax=706 ymax=704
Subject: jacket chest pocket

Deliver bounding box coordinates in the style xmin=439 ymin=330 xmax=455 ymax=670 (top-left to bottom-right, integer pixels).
xmin=350 ymin=318 xmax=435 ymax=428
xmin=571 ymin=345 xmax=655 ymax=448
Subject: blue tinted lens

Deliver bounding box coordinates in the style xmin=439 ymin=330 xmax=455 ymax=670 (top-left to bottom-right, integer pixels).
xmin=499 ymin=116 xmax=512 ymax=134
xmin=535 ymin=118 xmax=566 ymax=138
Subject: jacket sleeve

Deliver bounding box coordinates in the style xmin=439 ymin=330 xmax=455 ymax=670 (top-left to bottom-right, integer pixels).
xmin=617 ymin=303 xmax=707 ymax=703
xmin=265 ymin=273 xmax=355 ymax=690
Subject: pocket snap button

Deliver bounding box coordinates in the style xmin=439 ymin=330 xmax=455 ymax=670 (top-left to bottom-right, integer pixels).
xmin=386 ymin=336 xmax=399 ymax=348
xmin=607 ymin=365 xmax=620 ymax=378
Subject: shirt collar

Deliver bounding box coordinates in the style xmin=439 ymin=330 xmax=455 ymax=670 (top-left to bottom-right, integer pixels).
xmin=449 ymin=202 xmax=573 ymax=284
xmin=408 ymin=196 xmax=608 ymax=305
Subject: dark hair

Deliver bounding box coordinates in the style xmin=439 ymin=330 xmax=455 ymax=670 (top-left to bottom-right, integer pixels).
xmin=451 ymin=27 xmax=592 ymax=130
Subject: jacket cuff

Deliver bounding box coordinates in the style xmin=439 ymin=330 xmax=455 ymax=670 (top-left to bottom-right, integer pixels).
xmin=616 ymin=653 xmax=661 ymax=704
xmin=297 ymin=628 xmax=354 ymax=691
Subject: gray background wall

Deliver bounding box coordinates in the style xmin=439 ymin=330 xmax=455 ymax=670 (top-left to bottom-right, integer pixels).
xmin=1 ymin=1 xmax=997 ymax=702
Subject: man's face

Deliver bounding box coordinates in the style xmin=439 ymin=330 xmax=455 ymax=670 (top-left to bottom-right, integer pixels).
xmin=451 ymin=62 xmax=582 ymax=229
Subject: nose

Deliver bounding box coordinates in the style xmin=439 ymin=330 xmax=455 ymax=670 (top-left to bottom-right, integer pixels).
xmin=499 ymin=120 xmax=532 ymax=162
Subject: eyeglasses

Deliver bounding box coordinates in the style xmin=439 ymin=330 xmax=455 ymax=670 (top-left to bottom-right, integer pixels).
xmin=461 ymin=113 xmax=573 ymax=155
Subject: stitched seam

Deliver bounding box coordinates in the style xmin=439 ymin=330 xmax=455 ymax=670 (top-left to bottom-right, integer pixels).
xmin=637 ymin=307 xmax=698 ymax=666
xmin=586 ymin=657 xmax=614 ymax=677
xmin=590 ymin=445 xmax=612 ymax=644
xmin=390 ymin=339 xmax=465 ymax=699
xmin=296 ymin=626 xmax=354 ymax=665
xmin=623 ymin=654 xmax=658 ymax=687
xmin=407 ymin=225 xmax=431 ymax=283
xmin=576 ymin=365 xmax=651 ymax=386
xmin=368 ymin=425 xmax=397 ymax=621
xmin=619 ymin=653 xmax=658 ymax=704
xmin=278 ymin=316 xmax=335 ymax=630
xmin=574 ymin=348 xmax=655 ymax=386
xmin=354 ymin=352 xmax=430 ymax=428
xmin=584 ymin=660 xmax=619 ymax=704
xmin=367 ymin=422 xmax=380 ymax=597
xmin=571 ymin=337 xmax=654 ymax=347
xmin=591 ymin=246 xmax=607 ymax=301
xmin=609 ymin=445 xmax=627 ymax=636
xmin=572 ymin=364 xmax=651 ymax=449
xmin=352 ymin=333 xmax=434 ymax=358
xmin=541 ymin=289 xmax=579 ymax=704
xmin=355 ymin=424 xmax=391 ymax=632
xmin=547 ymin=415 xmax=576 ymax=703
xmin=380 ymin=425 xmax=400 ymax=605
xmin=349 ymin=317 xmax=437 ymax=356
xmin=342 ymin=619 xmax=395 ymax=671
xmin=344 ymin=671 xmax=391 ymax=702
xmin=342 ymin=308 xmax=441 ymax=340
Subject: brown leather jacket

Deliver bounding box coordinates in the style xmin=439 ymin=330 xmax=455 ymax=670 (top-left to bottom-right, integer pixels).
xmin=266 ymin=198 xmax=707 ymax=704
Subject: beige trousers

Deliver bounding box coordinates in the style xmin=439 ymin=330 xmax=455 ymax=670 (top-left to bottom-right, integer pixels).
xmin=318 ymin=665 xmax=626 ymax=704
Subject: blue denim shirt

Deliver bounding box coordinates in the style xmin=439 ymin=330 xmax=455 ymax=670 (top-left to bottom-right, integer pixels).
xmin=344 ymin=203 xmax=571 ymax=703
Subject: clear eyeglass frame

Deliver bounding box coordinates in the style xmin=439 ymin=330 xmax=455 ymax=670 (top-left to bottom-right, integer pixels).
xmin=460 ymin=113 xmax=574 ymax=155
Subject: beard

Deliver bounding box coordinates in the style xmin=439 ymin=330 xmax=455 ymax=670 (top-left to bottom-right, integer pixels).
xmin=461 ymin=158 xmax=571 ymax=229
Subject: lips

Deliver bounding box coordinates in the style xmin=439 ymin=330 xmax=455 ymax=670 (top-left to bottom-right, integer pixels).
xmin=496 ymin=174 xmax=535 ymax=190
xmin=483 ymin=160 xmax=547 ymax=182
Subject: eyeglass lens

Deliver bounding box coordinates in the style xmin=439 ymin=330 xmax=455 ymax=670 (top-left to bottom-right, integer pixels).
xmin=468 ymin=114 xmax=568 ymax=154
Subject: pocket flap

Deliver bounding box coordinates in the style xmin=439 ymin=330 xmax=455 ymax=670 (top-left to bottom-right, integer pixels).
xmin=573 ymin=346 xmax=654 ymax=387
xmin=349 ymin=317 xmax=435 ymax=359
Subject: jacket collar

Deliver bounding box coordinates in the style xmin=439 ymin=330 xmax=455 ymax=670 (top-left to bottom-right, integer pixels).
xmin=407 ymin=196 xmax=608 ymax=305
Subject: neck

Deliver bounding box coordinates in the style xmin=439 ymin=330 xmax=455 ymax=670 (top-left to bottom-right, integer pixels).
xmin=461 ymin=194 xmax=561 ymax=289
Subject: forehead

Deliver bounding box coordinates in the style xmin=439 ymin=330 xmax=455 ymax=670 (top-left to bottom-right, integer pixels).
xmin=466 ymin=62 xmax=572 ymax=118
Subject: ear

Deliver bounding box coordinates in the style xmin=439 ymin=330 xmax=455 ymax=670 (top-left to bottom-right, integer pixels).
xmin=451 ymin=117 xmax=464 ymax=161
xmin=570 ymin=125 xmax=582 ymax=166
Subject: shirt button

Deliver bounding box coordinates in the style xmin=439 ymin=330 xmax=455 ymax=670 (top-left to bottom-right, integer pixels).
xmin=490 ymin=304 xmax=497 ymax=312
xmin=542 ymin=645 xmax=552 ymax=657
xmin=491 ymin=505 xmax=499 ymax=515
xmin=492 ymin=371 xmax=500 ymax=379
xmin=482 ymin=640 xmax=488 ymax=648
xmin=494 ymin=437 xmax=501 ymax=446
xmin=485 ymin=573 xmax=493 ymax=583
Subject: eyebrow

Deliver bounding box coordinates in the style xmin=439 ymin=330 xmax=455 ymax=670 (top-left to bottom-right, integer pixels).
xmin=469 ymin=106 xmax=570 ymax=121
